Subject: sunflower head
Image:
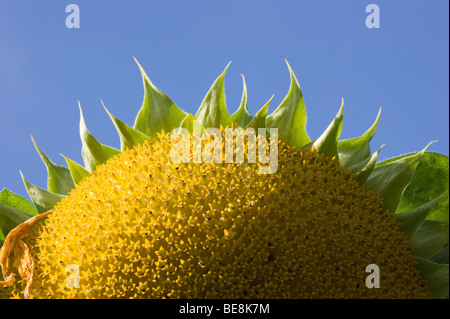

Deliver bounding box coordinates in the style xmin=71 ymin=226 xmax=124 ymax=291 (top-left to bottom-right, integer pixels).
xmin=0 ymin=59 xmax=448 ymax=299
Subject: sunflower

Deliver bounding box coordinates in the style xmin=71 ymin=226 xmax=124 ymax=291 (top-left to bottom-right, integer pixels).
xmin=0 ymin=59 xmax=448 ymax=299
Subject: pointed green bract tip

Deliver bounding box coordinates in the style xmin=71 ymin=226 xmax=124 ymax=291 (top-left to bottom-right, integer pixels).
xmin=421 ymin=141 xmax=438 ymax=154
xmin=78 ymin=101 xmax=94 ymax=151
xmin=78 ymin=102 xmax=120 ymax=172
xmin=338 ymin=107 xmax=381 ymax=169
xmin=350 ymin=144 xmax=384 ymax=185
xmin=133 ymin=57 xmax=159 ymax=92
xmin=132 ymin=58 xmax=186 ymax=137
xmin=266 ymin=58 xmax=309 ymax=148
xmin=30 ymin=135 xmax=75 ymax=196
xmin=367 ymin=142 xmax=437 ymax=214
xmin=102 ymin=100 xmax=149 ymax=151
xmin=283 ymin=58 xmax=297 ymax=83
xmin=231 ymin=74 xmax=253 ymax=128
xmin=247 ymin=95 xmax=273 ymax=130
xmin=313 ymin=99 xmax=344 ymax=159
xmin=195 ymin=62 xmax=233 ymax=129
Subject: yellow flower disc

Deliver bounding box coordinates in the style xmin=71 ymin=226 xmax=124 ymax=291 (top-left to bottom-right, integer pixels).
xmin=9 ymin=131 xmax=429 ymax=298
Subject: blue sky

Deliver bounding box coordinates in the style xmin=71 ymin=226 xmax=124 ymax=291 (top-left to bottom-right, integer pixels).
xmin=0 ymin=0 xmax=448 ymax=198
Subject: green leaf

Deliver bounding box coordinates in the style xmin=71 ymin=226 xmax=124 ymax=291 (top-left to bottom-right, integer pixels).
xmin=431 ymin=247 xmax=449 ymax=265
xmin=395 ymin=152 xmax=449 ymax=221
xmin=79 ymin=102 xmax=120 ymax=172
xmin=133 ymin=58 xmax=186 ymax=137
xmin=430 ymin=268 xmax=449 ymax=299
xmin=393 ymin=195 xmax=443 ymax=240
xmin=366 ymin=143 xmax=432 ymax=214
xmin=410 ymin=219 xmax=449 ymax=259
xmin=0 ymin=203 xmax=35 ymax=241
xmin=102 ymin=101 xmax=150 ymax=151
xmin=415 ymin=257 xmax=449 ymax=299
xmin=348 ymin=146 xmax=383 ymax=185
xmin=0 ymin=188 xmax=38 ymax=216
xmin=195 ymin=62 xmax=233 ymax=128
xmin=312 ymin=100 xmax=344 ymax=160
xmin=416 ymin=257 xmax=448 ymax=275
xmin=31 ymin=136 xmax=75 ymax=195
xmin=231 ymin=74 xmax=253 ymax=128
xmin=337 ymin=107 xmax=381 ymax=169
xmin=0 ymin=188 xmax=37 ymax=242
xmin=266 ymin=59 xmax=310 ymax=148
xmin=21 ymin=172 xmax=64 ymax=214
xmin=61 ymin=155 xmax=91 ymax=185
xmin=246 ymin=95 xmax=273 ymax=130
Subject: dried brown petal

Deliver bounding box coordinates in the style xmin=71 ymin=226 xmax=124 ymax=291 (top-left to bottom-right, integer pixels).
xmin=0 ymin=211 xmax=51 ymax=297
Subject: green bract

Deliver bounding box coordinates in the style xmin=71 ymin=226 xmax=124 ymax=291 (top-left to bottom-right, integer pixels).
xmin=0 ymin=59 xmax=448 ymax=298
